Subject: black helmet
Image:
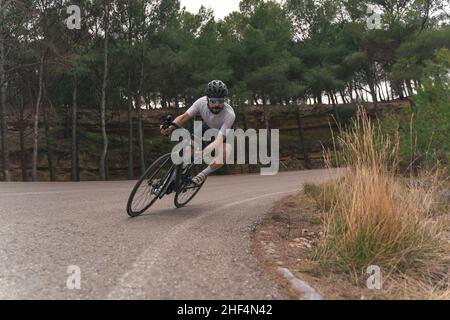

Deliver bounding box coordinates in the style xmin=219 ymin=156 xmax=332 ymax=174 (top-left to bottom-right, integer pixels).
xmin=205 ymin=80 xmax=228 ymax=98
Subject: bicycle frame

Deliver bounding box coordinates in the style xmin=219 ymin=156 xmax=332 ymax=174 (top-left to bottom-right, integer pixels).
xmin=157 ymin=163 xmax=181 ymax=198
xmin=126 ymin=116 xmax=207 ymax=216
xmin=156 ymin=115 xmax=204 ymax=198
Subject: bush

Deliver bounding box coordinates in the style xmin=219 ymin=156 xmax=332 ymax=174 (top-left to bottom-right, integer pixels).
xmin=381 ymin=48 xmax=450 ymax=173
xmin=336 ymin=103 xmax=358 ymax=125
xmin=314 ymin=108 xmax=446 ymax=279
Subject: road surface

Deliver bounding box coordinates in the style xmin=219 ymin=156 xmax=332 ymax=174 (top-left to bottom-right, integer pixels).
xmin=0 ymin=169 xmax=341 ymax=299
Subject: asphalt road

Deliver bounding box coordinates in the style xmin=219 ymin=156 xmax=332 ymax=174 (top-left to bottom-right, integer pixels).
xmin=0 ymin=169 xmax=341 ymax=299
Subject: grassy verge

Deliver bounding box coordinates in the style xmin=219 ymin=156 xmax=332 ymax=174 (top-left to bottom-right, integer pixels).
xmin=300 ymin=108 xmax=449 ymax=298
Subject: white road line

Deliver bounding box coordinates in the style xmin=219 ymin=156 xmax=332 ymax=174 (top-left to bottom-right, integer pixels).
xmin=107 ymin=188 xmax=300 ymax=299
xmin=221 ymin=189 xmax=300 ymax=208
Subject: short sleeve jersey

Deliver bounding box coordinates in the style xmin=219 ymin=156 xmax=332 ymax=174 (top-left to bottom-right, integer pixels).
xmin=186 ymin=96 xmax=236 ymax=136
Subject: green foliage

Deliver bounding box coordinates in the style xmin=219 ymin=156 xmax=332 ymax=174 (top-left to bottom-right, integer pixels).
xmin=336 ymin=103 xmax=358 ymax=124
xmin=392 ymin=28 xmax=450 ymax=82
xmin=381 ymin=48 xmax=450 ymax=172
xmin=7 ymin=0 xmax=450 ymax=109
xmin=412 ymin=48 xmax=450 ymax=166
xmin=3 ymin=0 xmax=450 ymax=181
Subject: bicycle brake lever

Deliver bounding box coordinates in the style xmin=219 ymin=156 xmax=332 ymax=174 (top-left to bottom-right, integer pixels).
xmin=162 ymin=115 xmax=173 ymax=129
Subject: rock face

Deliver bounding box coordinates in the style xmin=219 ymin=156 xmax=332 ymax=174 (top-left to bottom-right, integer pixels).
xmin=4 ymin=100 xmax=409 ymax=181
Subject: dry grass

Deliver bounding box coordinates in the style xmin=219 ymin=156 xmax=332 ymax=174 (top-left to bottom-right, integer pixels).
xmin=308 ymin=107 xmax=449 ymax=293
xmin=381 ymin=271 xmax=450 ymax=299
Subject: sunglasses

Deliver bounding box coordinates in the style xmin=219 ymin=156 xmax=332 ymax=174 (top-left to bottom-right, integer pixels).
xmin=209 ymin=98 xmax=225 ymax=105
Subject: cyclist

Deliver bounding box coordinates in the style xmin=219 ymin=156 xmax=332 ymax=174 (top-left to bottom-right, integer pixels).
xmin=160 ymin=80 xmax=235 ymax=185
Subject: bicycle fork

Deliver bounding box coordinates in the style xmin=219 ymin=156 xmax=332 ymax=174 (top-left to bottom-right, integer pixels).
xmin=157 ymin=165 xmax=181 ymax=198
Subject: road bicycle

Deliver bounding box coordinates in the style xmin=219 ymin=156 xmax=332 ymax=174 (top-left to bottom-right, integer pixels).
xmin=126 ymin=115 xmax=206 ymax=217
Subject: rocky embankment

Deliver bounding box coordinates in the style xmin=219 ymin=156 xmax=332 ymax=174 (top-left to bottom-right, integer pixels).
xmin=4 ymin=100 xmax=408 ymax=181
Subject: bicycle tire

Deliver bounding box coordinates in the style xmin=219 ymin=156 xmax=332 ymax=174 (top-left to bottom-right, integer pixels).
xmin=174 ymin=164 xmax=206 ymax=208
xmin=126 ymin=153 xmax=174 ymax=217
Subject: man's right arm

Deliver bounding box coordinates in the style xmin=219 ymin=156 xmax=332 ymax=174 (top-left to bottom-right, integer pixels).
xmin=160 ymin=97 xmax=201 ymax=136
xmin=174 ymin=112 xmax=191 ymax=126
xmin=160 ymin=112 xmax=192 ymax=136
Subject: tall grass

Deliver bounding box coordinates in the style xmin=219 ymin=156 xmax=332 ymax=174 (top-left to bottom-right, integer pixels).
xmin=314 ymin=107 xmax=446 ymax=280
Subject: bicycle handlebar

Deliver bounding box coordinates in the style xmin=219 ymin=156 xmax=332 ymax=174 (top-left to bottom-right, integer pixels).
xmin=162 ymin=115 xmax=180 ymax=129
xmin=161 ymin=115 xmax=202 ymax=140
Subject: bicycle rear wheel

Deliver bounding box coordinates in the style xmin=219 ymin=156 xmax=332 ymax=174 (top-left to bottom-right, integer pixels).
xmin=127 ymin=153 xmax=174 ymax=217
xmin=174 ymin=164 xmax=206 ymax=208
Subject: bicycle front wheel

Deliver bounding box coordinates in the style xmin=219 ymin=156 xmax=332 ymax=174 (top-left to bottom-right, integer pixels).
xmin=126 ymin=153 xmax=174 ymax=217
xmin=174 ymin=164 xmax=206 ymax=208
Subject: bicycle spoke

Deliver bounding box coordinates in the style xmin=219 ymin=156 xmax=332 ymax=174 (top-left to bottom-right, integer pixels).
xmin=174 ymin=164 xmax=206 ymax=208
xmin=127 ymin=154 xmax=174 ymax=216
xmin=132 ymin=178 xmax=154 ymax=211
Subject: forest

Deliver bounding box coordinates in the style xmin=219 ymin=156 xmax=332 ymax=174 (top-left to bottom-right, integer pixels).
xmin=0 ymin=0 xmax=449 ymax=181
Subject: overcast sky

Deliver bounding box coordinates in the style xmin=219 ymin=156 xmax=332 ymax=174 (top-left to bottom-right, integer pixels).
xmin=179 ymin=0 xmax=242 ymax=20
xmin=179 ymin=1 xmax=450 ymax=22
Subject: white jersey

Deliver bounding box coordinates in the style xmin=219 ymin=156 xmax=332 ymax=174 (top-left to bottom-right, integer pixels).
xmin=186 ymin=96 xmax=236 ymax=136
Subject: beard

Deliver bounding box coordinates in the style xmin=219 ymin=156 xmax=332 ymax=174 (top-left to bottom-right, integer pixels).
xmin=208 ymin=107 xmax=223 ymax=114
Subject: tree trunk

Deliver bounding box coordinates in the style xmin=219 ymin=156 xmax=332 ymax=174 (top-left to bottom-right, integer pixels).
xmin=397 ymin=81 xmax=405 ymax=100
xmin=340 ymin=90 xmax=347 ymax=104
xmin=384 ymin=79 xmax=390 ymax=101
xmin=296 ymin=107 xmax=311 ymax=169
xmin=138 ymin=60 xmax=145 ymax=175
xmin=42 ymin=94 xmax=55 ymax=181
xmin=105 ymin=151 xmax=110 ymax=180
xmin=19 ymin=86 xmax=27 ymax=181
xmin=406 ymin=80 xmax=413 ymax=97
xmin=333 ymin=92 xmax=339 ymax=105
xmin=354 ymin=82 xmax=360 ymax=101
xmin=71 ymin=76 xmax=79 ymax=181
xmin=377 ymin=83 xmax=385 ymax=102
xmin=368 ymin=81 xmax=379 ymax=115
xmin=348 ymin=85 xmax=354 ymax=102
xmin=126 ymin=2 xmax=134 ymax=180
xmin=391 ymin=82 xmax=396 ymax=100
xmin=99 ymin=3 xmax=109 ymax=181
xmin=0 ymin=1 xmax=11 ymax=181
xmin=241 ymin=105 xmax=252 ymax=173
xmin=32 ymin=54 xmax=45 ymax=181
xmin=329 ymin=91 xmax=340 ymax=124
xmin=127 ymin=72 xmax=134 ymax=180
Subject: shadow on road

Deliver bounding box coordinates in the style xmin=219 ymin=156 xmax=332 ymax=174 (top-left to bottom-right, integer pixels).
xmin=124 ymin=204 xmax=209 ymax=222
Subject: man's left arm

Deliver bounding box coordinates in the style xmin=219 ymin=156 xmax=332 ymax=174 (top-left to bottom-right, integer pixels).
xmin=203 ymin=113 xmax=235 ymax=155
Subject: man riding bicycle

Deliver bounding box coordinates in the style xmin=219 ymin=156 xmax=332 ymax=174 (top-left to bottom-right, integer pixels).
xmin=159 ymin=80 xmax=235 ymax=186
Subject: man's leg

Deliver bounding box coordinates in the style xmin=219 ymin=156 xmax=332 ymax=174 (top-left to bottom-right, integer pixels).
xmin=183 ymin=139 xmax=201 ymax=168
xmin=192 ymin=143 xmax=232 ymax=185
xmin=166 ymin=140 xmax=199 ymax=193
